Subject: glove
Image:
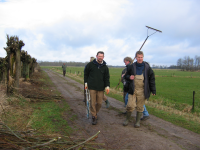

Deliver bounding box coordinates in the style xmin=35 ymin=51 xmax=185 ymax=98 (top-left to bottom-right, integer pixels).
xmin=105 ymin=86 xmax=109 ymax=94
xmin=85 ymin=83 xmax=88 ymax=89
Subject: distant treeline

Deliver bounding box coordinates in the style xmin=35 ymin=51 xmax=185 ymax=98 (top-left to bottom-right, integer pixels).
xmin=38 ymin=61 xmax=121 ymax=68
xmin=38 ymin=61 xmax=179 ymax=69
xmin=38 ymin=57 xmax=200 ymax=71
xmin=38 ymin=61 xmax=89 ymax=67
xmin=177 ymin=55 xmax=200 ymax=71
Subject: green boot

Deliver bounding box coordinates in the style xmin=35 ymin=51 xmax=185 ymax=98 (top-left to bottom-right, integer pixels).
xmin=134 ymin=112 xmax=143 ymax=128
xmin=123 ymin=112 xmax=132 ymax=126
xmin=105 ymin=100 xmax=110 ymax=108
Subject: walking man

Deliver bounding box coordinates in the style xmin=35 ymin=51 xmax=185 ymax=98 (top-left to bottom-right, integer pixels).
xmin=62 ymin=63 xmax=67 ymax=77
xmin=84 ymin=51 xmax=110 ymax=125
xmin=123 ymin=51 xmax=156 ymax=128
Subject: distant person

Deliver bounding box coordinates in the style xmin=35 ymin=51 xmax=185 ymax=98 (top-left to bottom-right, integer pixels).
xmin=84 ymin=51 xmax=110 ymax=125
xmin=62 ymin=63 xmax=67 ymax=77
xmin=123 ymin=51 xmax=156 ymax=128
xmin=121 ymin=57 xmax=133 ymax=113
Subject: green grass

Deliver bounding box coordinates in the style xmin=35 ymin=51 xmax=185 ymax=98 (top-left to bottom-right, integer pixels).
xmin=154 ymin=69 xmax=200 ymax=77
xmin=147 ymin=105 xmax=200 ymax=134
xmin=31 ymin=101 xmax=72 ymax=134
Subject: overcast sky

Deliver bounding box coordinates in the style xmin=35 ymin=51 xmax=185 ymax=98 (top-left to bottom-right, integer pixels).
xmin=0 ymin=0 xmax=199 ymax=66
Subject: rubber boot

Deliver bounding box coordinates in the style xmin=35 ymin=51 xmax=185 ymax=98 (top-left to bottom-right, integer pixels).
xmin=105 ymin=100 xmax=110 ymax=108
xmin=123 ymin=112 xmax=132 ymax=126
xmin=141 ymin=115 xmax=150 ymax=121
xmin=134 ymin=112 xmax=143 ymax=128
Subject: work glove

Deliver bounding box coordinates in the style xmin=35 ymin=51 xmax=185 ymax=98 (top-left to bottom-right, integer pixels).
xmin=85 ymin=83 xmax=88 ymax=89
xmin=105 ymin=86 xmax=109 ymax=94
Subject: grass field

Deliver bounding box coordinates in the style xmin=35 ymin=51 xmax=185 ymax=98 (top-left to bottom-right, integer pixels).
xmin=41 ymin=66 xmax=200 ymax=134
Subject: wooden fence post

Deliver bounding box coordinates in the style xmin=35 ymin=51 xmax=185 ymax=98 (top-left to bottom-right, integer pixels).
xmin=192 ymin=91 xmax=195 ymax=110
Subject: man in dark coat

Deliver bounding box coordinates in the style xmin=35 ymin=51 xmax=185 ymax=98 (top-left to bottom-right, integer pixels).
xmin=84 ymin=51 xmax=110 ymax=125
xmin=62 ymin=63 xmax=67 ymax=77
xmin=123 ymin=51 xmax=156 ymax=128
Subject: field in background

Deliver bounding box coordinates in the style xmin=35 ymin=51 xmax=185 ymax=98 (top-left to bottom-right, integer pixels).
xmin=42 ymin=66 xmax=200 ymax=133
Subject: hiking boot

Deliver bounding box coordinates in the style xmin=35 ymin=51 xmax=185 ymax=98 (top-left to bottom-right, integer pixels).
xmin=123 ymin=112 xmax=132 ymax=126
xmin=122 ymin=111 xmax=127 ymax=115
xmin=134 ymin=112 xmax=143 ymax=128
xmin=105 ymin=100 xmax=110 ymax=108
xmin=92 ymin=116 xmax=97 ymax=125
xmin=141 ymin=115 xmax=150 ymax=121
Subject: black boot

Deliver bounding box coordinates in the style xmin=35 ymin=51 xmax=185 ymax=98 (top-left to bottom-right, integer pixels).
xmin=105 ymin=99 xmax=110 ymax=108
xmin=92 ymin=116 xmax=97 ymax=125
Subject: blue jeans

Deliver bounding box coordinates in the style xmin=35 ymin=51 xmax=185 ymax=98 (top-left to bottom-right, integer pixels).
xmin=143 ymin=105 xmax=149 ymax=116
xmin=125 ymin=93 xmax=129 ymax=107
xmin=125 ymin=93 xmax=149 ymax=116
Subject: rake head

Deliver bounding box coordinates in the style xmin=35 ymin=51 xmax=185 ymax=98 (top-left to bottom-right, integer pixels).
xmin=146 ymin=26 xmax=162 ymax=33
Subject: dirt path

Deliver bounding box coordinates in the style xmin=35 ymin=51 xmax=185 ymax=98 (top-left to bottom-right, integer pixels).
xmin=44 ymin=69 xmax=200 ymax=150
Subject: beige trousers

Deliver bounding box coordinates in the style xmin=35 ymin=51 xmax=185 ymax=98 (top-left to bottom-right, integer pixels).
xmin=89 ymin=90 xmax=104 ymax=118
xmin=103 ymin=94 xmax=107 ymax=101
xmin=126 ymin=74 xmax=146 ymax=112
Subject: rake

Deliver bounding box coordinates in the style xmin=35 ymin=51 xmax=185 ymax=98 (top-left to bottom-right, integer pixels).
xmin=115 ymin=26 xmax=162 ymax=89
xmin=133 ymin=26 xmax=162 ymax=61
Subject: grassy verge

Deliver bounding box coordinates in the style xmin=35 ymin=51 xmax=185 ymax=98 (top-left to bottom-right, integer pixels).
xmin=1 ymin=69 xmax=73 ymax=136
xmin=147 ymin=105 xmax=200 ymax=134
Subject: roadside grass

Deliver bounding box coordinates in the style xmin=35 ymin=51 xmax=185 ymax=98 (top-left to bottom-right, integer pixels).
xmin=1 ymin=69 xmax=73 ymax=137
xmin=30 ymin=100 xmax=72 ymax=135
xmin=146 ymin=105 xmax=200 ymax=134
xmin=29 ymin=69 xmax=73 ymax=135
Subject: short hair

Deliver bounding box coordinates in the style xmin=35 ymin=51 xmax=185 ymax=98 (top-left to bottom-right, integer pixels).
xmin=90 ymin=57 xmax=95 ymax=62
xmin=97 ymin=51 xmax=104 ymax=56
xmin=123 ymin=57 xmax=133 ymax=64
xmin=135 ymin=51 xmax=144 ymax=57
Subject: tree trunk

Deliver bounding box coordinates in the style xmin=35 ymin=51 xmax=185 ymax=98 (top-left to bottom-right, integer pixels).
xmin=15 ymin=48 xmax=21 ymax=91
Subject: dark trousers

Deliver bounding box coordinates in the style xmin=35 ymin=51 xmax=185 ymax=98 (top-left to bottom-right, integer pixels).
xmin=63 ymin=71 xmax=66 ymax=76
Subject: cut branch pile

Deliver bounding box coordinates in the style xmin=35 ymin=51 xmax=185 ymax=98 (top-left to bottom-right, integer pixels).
xmin=0 ymin=122 xmax=102 ymax=149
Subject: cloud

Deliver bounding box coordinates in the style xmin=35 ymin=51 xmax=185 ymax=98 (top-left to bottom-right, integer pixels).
xmin=0 ymin=0 xmax=200 ymax=66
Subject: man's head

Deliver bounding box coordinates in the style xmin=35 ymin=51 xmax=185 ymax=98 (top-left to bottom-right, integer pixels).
xmin=135 ymin=51 xmax=144 ymax=64
xmin=123 ymin=57 xmax=133 ymax=65
xmin=90 ymin=57 xmax=95 ymax=62
xmin=96 ymin=51 xmax=104 ymax=63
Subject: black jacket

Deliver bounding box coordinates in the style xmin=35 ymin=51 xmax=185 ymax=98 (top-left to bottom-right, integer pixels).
xmin=84 ymin=59 xmax=110 ymax=91
xmin=124 ymin=61 xmax=156 ymax=99
xmin=121 ymin=63 xmax=131 ymax=92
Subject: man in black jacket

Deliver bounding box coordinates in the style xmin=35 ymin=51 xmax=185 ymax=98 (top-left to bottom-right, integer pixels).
xmin=123 ymin=51 xmax=156 ymax=128
xmin=84 ymin=51 xmax=110 ymax=125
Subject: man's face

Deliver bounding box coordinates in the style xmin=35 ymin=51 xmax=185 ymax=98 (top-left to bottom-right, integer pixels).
xmin=124 ymin=60 xmax=130 ymax=66
xmin=136 ymin=54 xmax=143 ymax=63
xmin=96 ymin=53 xmax=104 ymax=63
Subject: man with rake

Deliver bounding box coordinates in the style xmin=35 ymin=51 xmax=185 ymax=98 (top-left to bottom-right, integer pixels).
xmin=84 ymin=51 xmax=110 ymax=125
xmin=123 ymin=51 xmax=156 ymax=128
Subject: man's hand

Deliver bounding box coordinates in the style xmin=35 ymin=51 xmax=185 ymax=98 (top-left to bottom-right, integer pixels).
xmin=121 ymin=73 xmax=125 ymax=78
xmin=152 ymin=93 xmax=156 ymax=96
xmin=85 ymin=83 xmax=88 ymax=89
xmin=106 ymin=86 xmax=109 ymax=94
xmin=130 ymin=75 xmax=135 ymax=80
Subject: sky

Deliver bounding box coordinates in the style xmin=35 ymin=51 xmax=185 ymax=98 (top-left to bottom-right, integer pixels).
xmin=0 ymin=0 xmax=200 ymax=66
